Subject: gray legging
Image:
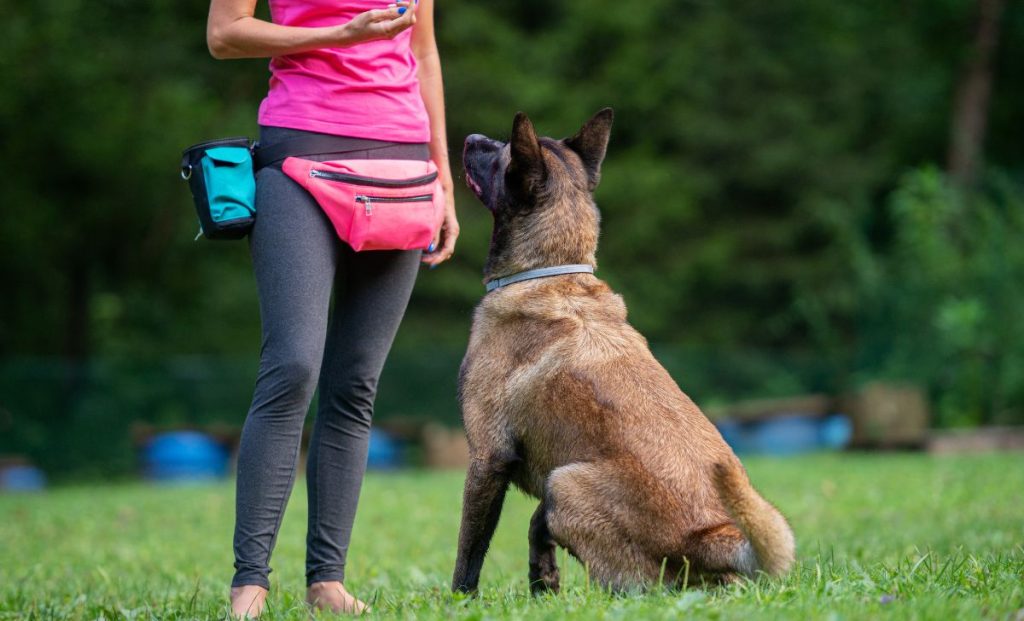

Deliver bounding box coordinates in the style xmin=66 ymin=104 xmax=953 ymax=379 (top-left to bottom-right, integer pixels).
xmin=232 ymin=125 xmax=427 ymax=589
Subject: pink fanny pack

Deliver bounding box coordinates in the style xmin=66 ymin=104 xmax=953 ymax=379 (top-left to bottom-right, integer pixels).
xmin=282 ymin=157 xmax=444 ymax=252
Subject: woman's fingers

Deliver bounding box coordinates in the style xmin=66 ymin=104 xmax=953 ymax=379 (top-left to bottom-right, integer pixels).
xmin=343 ymin=3 xmax=415 ymax=47
xmin=369 ymin=2 xmax=415 ymax=37
xmin=422 ymin=188 xmax=452 ymax=266
xmin=364 ymin=9 xmax=391 ymax=22
xmin=370 ymin=3 xmax=407 ymax=22
xmin=438 ymin=223 xmax=459 ymax=263
xmin=422 ymin=215 xmax=459 ymax=267
xmin=383 ymin=1 xmax=416 ymax=21
xmin=426 ymin=229 xmax=442 ymax=259
xmin=387 ymin=0 xmax=418 ymax=14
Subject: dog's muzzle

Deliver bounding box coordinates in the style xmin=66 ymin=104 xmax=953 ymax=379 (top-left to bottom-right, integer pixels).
xmin=462 ymin=134 xmax=503 ymax=200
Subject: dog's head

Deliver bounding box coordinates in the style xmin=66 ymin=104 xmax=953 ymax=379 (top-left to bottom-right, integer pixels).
xmin=463 ymin=108 xmax=614 ymax=282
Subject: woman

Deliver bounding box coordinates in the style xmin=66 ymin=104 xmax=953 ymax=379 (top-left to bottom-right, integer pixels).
xmin=205 ymin=0 xmax=458 ymax=616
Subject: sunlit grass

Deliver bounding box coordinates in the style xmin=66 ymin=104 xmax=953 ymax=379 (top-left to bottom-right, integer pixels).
xmin=1 ymin=454 xmax=1022 ymax=619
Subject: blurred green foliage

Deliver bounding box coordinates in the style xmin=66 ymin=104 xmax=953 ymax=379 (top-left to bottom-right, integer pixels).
xmin=1 ymin=0 xmax=1023 ymax=476
xmin=854 ymin=168 xmax=1024 ymax=427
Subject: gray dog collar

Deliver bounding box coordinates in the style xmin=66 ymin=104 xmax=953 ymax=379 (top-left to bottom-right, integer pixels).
xmin=485 ymin=264 xmax=595 ymax=293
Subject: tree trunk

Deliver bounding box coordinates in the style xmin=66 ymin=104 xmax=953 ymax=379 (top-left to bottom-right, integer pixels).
xmin=946 ymin=0 xmax=1006 ymax=186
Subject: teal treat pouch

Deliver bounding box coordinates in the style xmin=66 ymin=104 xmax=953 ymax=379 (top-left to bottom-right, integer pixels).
xmin=181 ymin=137 xmax=256 ymax=240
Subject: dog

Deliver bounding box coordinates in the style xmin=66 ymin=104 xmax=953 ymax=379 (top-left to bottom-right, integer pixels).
xmin=453 ymin=109 xmax=796 ymax=594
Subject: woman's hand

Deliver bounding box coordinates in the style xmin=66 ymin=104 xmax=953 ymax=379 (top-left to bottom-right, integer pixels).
xmin=337 ymin=2 xmax=417 ymax=46
xmin=422 ymin=187 xmax=459 ymax=267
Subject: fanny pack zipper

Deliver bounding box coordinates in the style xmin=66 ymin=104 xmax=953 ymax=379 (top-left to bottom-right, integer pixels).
xmin=310 ymin=168 xmax=438 ymax=188
xmin=355 ymin=194 xmax=433 ymax=215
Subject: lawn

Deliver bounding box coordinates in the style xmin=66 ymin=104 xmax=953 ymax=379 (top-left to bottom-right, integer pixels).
xmin=1 ymin=454 xmax=1022 ymax=620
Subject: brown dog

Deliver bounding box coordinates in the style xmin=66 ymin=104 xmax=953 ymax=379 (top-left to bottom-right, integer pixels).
xmin=453 ymin=109 xmax=795 ymax=594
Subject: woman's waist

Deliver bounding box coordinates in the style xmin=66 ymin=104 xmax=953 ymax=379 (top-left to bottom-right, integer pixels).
xmin=256 ymin=125 xmax=429 ymax=163
xmin=258 ymin=83 xmax=429 ymax=142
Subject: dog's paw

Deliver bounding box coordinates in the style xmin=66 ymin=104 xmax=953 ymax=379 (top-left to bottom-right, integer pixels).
xmin=452 ymin=583 xmax=479 ymax=596
xmin=529 ymin=568 xmax=560 ymax=595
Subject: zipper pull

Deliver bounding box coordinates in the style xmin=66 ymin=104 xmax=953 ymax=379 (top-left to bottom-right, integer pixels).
xmin=358 ymin=195 xmax=372 ymax=216
xmin=194 ymin=223 xmax=204 ymax=241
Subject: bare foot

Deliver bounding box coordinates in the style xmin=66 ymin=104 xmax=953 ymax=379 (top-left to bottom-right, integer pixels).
xmin=230 ymin=585 xmax=268 ymax=619
xmin=306 ymin=581 xmax=367 ymax=615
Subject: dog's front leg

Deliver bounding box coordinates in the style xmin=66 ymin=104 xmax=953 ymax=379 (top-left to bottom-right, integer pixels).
xmin=451 ymin=454 xmax=515 ymax=593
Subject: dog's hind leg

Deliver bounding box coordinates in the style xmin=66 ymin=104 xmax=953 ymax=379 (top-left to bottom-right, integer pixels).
xmin=528 ymin=501 xmax=560 ymax=594
xmin=545 ymin=462 xmax=661 ymax=591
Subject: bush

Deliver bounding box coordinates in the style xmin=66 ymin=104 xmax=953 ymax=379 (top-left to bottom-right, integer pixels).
xmin=854 ymin=167 xmax=1024 ymax=426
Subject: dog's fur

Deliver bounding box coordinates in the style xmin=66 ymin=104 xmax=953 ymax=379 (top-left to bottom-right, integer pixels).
xmin=453 ymin=109 xmax=795 ymax=594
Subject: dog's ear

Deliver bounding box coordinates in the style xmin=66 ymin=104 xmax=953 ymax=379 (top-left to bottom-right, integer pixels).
xmin=564 ymin=107 xmax=614 ymax=190
xmin=506 ymin=111 xmax=547 ymax=202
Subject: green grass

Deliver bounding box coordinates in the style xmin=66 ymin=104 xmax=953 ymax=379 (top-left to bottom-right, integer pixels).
xmin=1 ymin=454 xmax=1022 ymax=620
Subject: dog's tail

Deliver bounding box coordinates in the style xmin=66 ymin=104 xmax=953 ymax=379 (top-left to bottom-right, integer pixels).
xmin=712 ymin=461 xmax=795 ymax=577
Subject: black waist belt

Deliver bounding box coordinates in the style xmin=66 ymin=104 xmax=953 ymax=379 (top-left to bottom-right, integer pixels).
xmin=253 ymin=135 xmax=409 ymax=171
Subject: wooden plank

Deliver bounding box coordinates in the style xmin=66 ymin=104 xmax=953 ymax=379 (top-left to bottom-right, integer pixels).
xmin=706 ymin=394 xmax=832 ymax=422
xmin=928 ymin=426 xmax=1024 ymax=454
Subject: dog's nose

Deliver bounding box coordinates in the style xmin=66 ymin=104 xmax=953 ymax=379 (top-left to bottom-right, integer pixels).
xmin=465 ymin=134 xmax=499 ymax=151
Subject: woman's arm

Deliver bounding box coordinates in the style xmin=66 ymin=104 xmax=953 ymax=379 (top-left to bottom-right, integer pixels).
xmin=207 ymin=0 xmax=416 ymax=59
xmin=412 ymin=0 xmax=459 ymax=266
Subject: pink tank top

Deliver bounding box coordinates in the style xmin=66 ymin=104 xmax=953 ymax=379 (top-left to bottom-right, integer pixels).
xmin=258 ymin=0 xmax=431 ymax=143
